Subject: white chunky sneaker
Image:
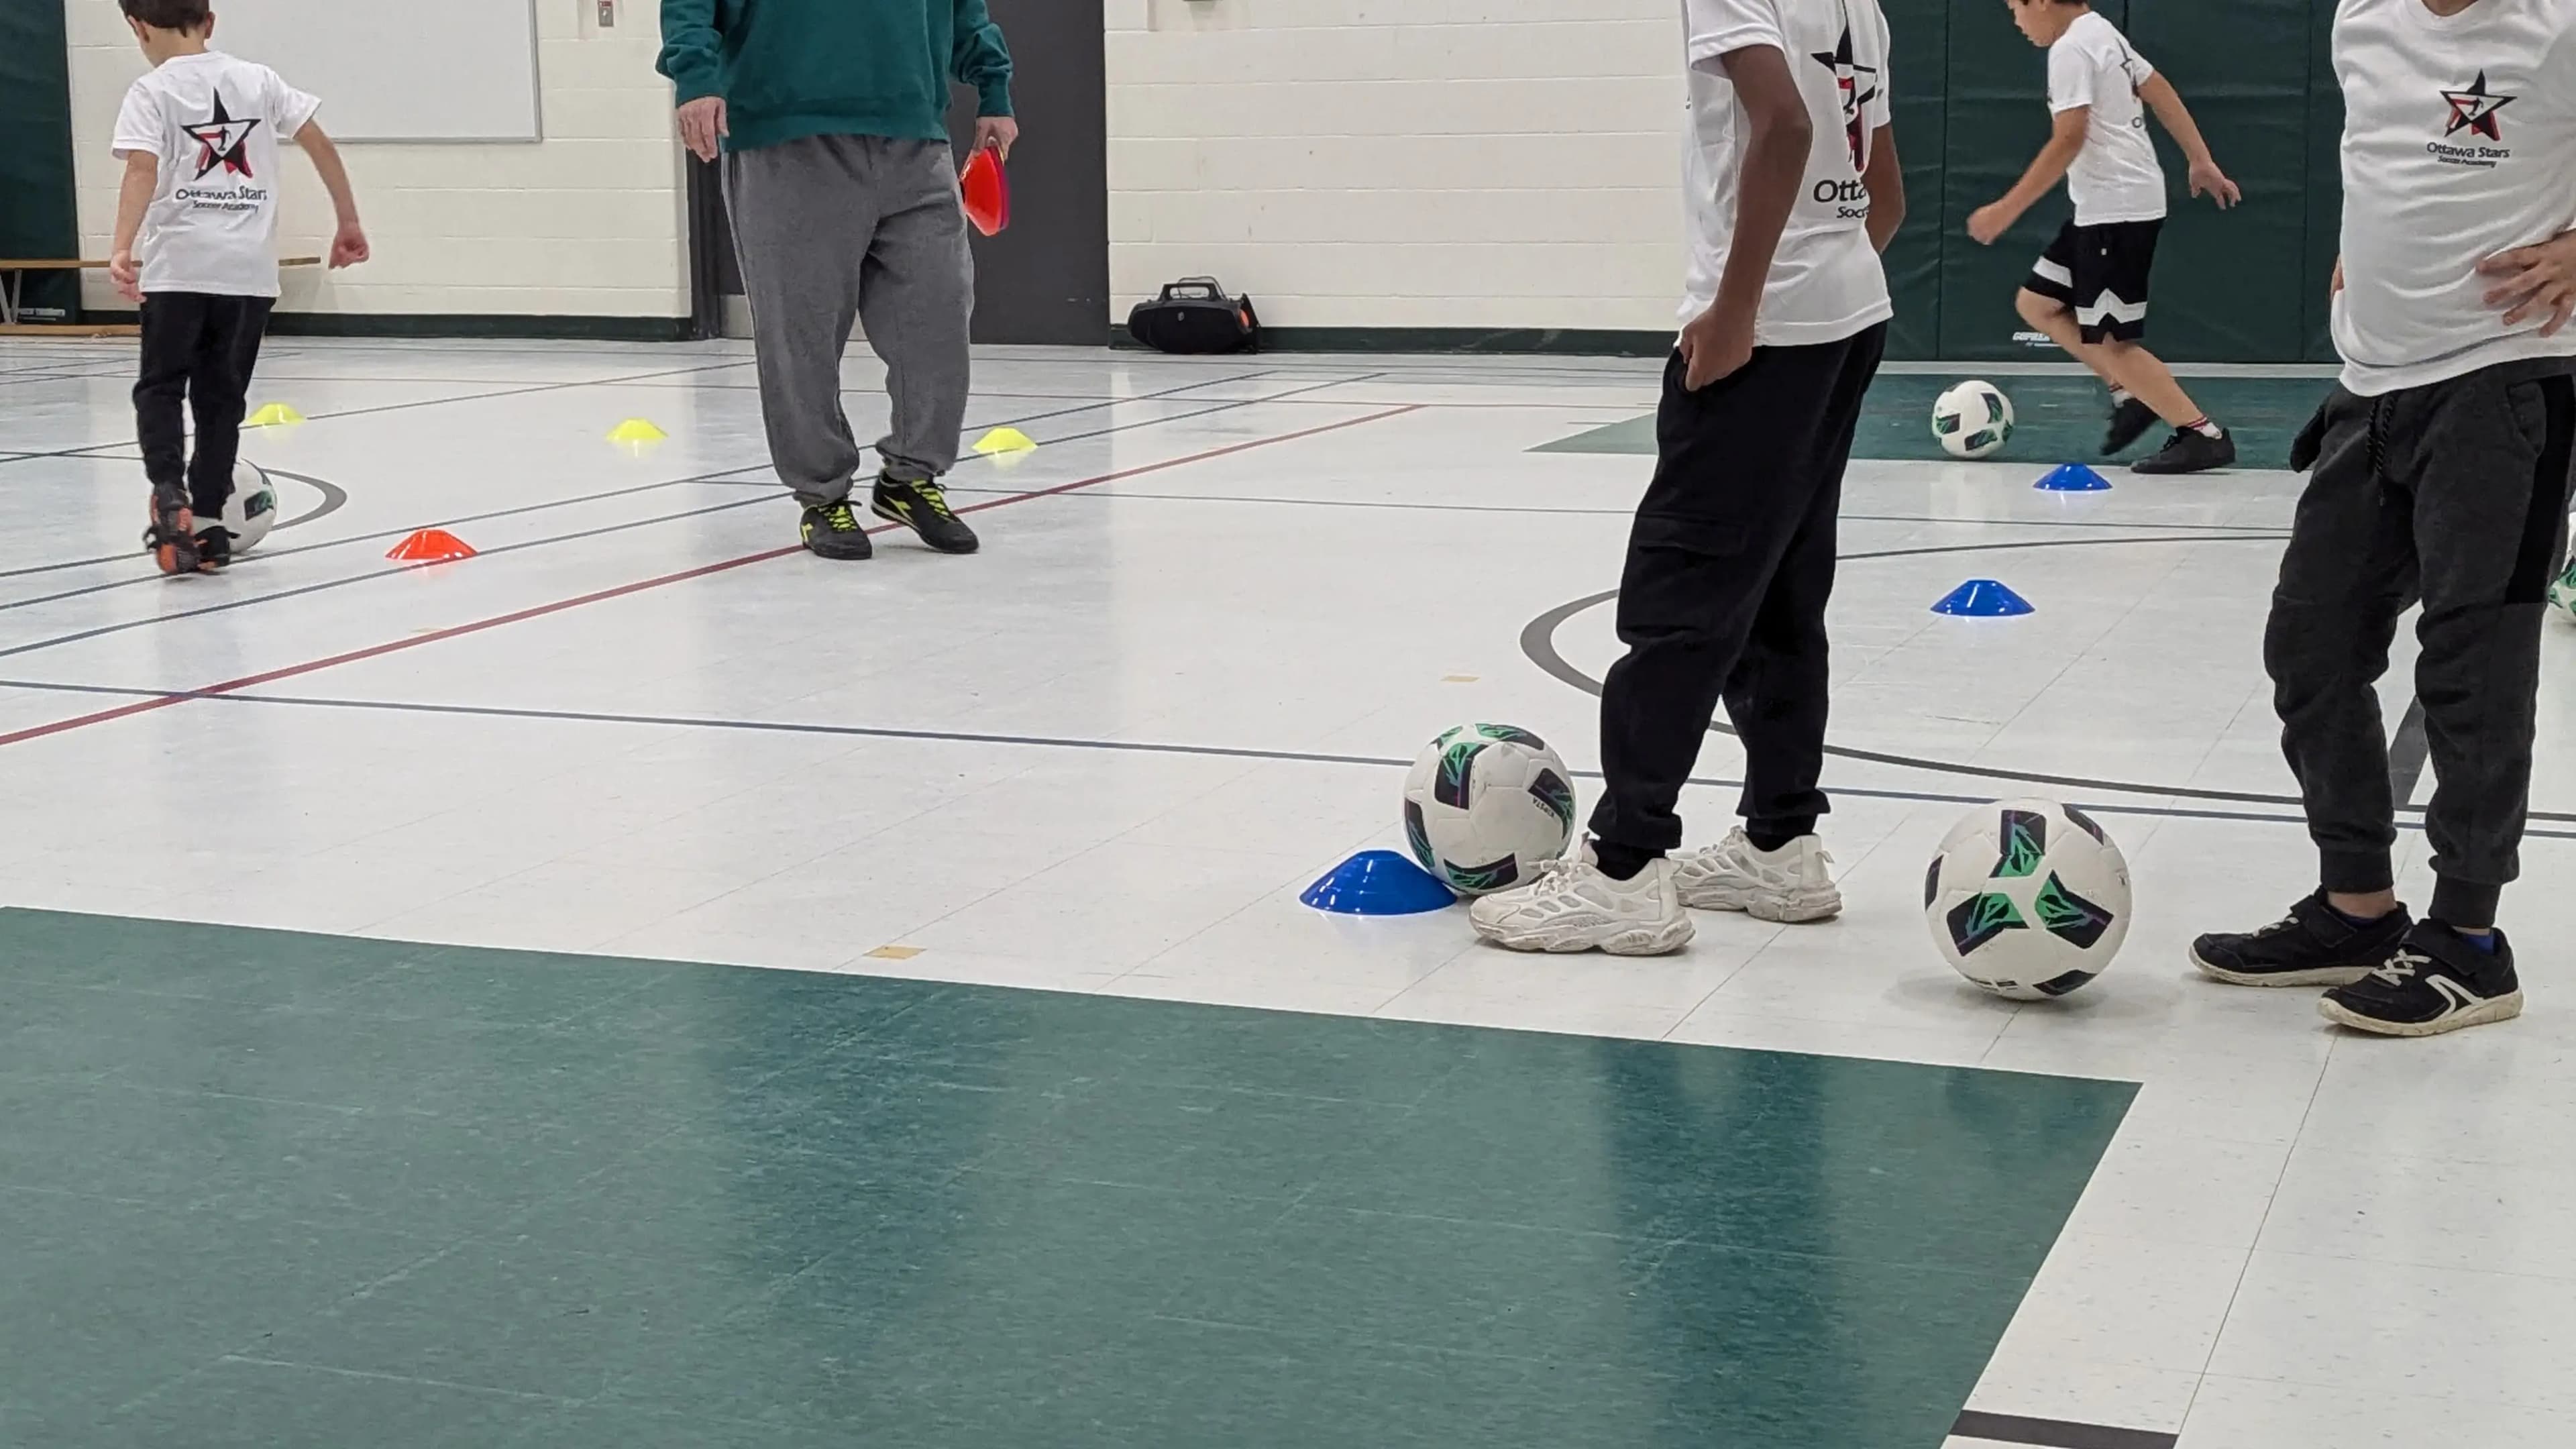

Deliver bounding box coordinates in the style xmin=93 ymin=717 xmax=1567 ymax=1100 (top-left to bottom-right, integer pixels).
xmin=1467 ymin=855 xmax=1695 ymax=956
xmin=1673 ymin=829 xmax=1842 ymax=922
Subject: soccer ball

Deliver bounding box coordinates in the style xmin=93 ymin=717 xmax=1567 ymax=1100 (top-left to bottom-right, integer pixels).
xmin=1401 ymin=724 xmax=1578 ymax=896
xmin=1925 ymin=798 xmax=2132 ymax=1000
xmin=1933 ymin=381 xmax=2015 ymax=460
xmin=218 ymin=461 xmax=280 ymax=553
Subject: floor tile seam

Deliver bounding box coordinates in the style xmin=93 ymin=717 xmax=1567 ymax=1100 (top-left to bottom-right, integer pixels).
xmin=2188 ymin=1365 xmax=2576 ymax=1413
xmin=211 ymin=1354 xmax=591 ymax=1405
xmin=2228 ymin=1238 xmax=2576 ymax=1288
xmin=2170 ymin=1044 xmax=2328 ymax=1429
xmin=1138 ymin=1311 xmax=1703 ymax=1377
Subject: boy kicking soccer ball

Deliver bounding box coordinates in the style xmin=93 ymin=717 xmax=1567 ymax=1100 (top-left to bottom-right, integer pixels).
xmin=1470 ymin=0 xmax=1903 ymax=955
xmin=1969 ymin=0 xmax=2241 ymax=475
xmin=109 ymin=0 xmax=366 ymax=574
xmin=2191 ymin=0 xmax=2576 ymax=1036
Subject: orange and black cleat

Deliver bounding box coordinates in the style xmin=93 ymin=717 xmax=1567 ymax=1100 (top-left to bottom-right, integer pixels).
xmin=143 ymin=481 xmax=200 ymax=576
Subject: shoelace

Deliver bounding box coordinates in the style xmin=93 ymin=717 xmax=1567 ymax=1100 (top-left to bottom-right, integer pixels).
xmin=820 ymin=503 xmax=860 ymax=530
xmin=2365 ymin=948 xmax=2433 ymax=987
xmin=911 ymin=484 xmax=957 ymax=520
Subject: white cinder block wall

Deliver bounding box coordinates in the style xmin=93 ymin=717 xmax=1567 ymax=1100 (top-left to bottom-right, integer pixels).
xmin=1106 ymin=0 xmax=1685 ymax=333
xmin=62 ymin=0 xmax=688 ymax=322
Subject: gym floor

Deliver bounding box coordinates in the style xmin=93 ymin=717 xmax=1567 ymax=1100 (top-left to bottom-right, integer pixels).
xmin=3 ymin=339 xmax=2573 ymax=1448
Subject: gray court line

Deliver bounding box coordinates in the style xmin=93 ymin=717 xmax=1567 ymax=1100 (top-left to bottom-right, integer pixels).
xmin=2386 ymin=697 xmax=2432 ymax=807
xmin=2 ymin=677 xmax=2566 ymax=842
xmin=930 ymin=484 xmax=2298 ymax=534
xmin=0 ymin=367 xmax=1292 ymax=597
xmin=0 ymin=467 xmax=350 ymax=582
xmin=0 ymin=358 xmax=758 ymax=470
xmin=1950 ymin=1409 xmax=2177 ymax=1449
xmin=1523 ymin=544 xmax=2576 ymax=826
xmin=0 ymin=373 xmax=1385 ymax=648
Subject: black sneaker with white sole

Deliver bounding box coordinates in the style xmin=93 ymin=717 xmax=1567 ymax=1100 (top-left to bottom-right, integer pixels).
xmin=872 ymin=476 xmax=979 ymax=554
xmin=2320 ymin=922 xmax=2524 ymax=1037
xmin=2131 ymin=427 xmax=2237 ymax=475
xmin=798 ymin=498 xmax=875 ymax=560
xmin=2102 ymin=397 xmax=2159 ymax=456
xmin=2190 ymin=891 xmax=2414 ymax=987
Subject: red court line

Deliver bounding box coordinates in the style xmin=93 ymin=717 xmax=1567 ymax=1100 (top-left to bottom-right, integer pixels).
xmin=0 ymin=404 xmax=1424 ymax=751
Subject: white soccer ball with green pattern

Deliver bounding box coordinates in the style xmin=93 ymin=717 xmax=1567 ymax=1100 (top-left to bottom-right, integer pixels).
xmin=1926 ymin=798 xmax=2133 ymax=1000
xmin=1401 ymin=724 xmax=1578 ymax=897
xmin=1933 ymin=381 xmax=2015 ymax=460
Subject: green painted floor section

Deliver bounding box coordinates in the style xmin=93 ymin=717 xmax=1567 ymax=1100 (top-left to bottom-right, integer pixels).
xmin=0 ymin=908 xmax=2134 ymax=1448
xmin=1534 ymin=374 xmax=2335 ymax=471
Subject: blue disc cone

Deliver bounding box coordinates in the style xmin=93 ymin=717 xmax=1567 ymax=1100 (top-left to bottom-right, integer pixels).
xmin=1301 ymin=850 xmax=1458 ymax=915
xmin=2035 ymin=462 xmax=2112 ymax=492
xmin=1931 ymin=579 xmax=2036 ymax=617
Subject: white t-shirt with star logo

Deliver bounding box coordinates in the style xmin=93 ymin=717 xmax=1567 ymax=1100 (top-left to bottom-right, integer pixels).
xmin=112 ymin=50 xmax=321 ymax=298
xmin=2049 ymin=12 xmax=2166 ymax=227
xmin=1680 ymin=0 xmax=1896 ymax=345
xmin=2333 ymin=0 xmax=2576 ymax=394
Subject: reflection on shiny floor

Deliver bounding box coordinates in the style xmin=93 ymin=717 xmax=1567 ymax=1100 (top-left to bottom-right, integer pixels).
xmin=3 ymin=339 xmax=2575 ymax=1448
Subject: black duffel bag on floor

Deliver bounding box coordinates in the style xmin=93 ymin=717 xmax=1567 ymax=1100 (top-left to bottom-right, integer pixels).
xmin=1127 ymin=277 xmax=1262 ymax=355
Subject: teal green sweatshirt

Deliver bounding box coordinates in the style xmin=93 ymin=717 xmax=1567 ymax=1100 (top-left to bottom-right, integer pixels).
xmin=657 ymin=0 xmax=1013 ymax=152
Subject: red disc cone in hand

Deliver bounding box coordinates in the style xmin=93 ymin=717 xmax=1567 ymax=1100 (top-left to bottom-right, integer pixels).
xmin=961 ymin=147 xmax=1010 ymax=237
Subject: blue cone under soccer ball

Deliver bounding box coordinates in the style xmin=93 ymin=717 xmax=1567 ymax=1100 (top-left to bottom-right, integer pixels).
xmin=1933 ymin=381 xmax=2015 ymax=460
xmin=1401 ymin=724 xmax=1578 ymax=897
xmin=1925 ymin=798 xmax=2133 ymax=1000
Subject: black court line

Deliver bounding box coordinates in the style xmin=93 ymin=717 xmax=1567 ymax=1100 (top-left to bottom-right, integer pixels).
xmin=2387 ymin=697 xmax=2432 ymax=807
xmin=0 ymin=373 xmax=1385 ymax=646
xmin=6 ymin=677 xmax=2570 ymax=842
xmin=932 ymin=484 xmax=2300 ymax=533
xmin=0 ymin=358 xmax=759 ymax=470
xmin=1951 ymin=1409 xmax=2177 ymax=1449
xmin=0 ymin=367 xmax=1299 ymax=596
xmin=1521 ymin=544 xmax=2575 ymax=825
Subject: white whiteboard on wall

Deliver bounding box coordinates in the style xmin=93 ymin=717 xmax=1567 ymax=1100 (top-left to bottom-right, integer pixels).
xmin=211 ymin=0 xmax=541 ymax=142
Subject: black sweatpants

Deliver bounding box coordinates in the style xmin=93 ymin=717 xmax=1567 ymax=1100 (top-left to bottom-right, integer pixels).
xmin=135 ymin=292 xmax=275 ymax=518
xmin=2271 ymin=360 xmax=2576 ymax=926
xmin=1589 ymin=323 xmax=1887 ymax=855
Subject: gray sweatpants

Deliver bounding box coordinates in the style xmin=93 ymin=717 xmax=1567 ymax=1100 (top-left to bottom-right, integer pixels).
xmin=724 ymin=135 xmax=973 ymax=504
xmin=2270 ymin=360 xmax=2576 ymax=924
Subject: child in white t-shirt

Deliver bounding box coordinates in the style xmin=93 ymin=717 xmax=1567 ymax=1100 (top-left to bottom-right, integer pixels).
xmin=109 ymin=0 xmax=368 ymax=575
xmin=1968 ymin=0 xmax=2243 ymax=476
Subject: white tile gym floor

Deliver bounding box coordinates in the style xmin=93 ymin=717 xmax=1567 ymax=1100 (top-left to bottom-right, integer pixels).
xmin=3 ymin=337 xmax=2573 ymax=1448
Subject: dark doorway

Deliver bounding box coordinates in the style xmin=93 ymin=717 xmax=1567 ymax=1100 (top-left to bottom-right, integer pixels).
xmin=945 ymin=0 xmax=1109 ymax=345
xmin=685 ymin=3 xmax=1109 ymax=347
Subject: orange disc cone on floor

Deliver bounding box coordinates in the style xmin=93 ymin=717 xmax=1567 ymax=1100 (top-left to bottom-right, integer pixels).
xmin=388 ymin=529 xmax=477 ymax=563
xmin=961 ymin=147 xmax=1010 ymax=237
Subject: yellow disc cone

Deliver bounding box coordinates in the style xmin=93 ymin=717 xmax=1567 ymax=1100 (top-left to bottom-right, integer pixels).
xmin=971 ymin=427 xmax=1038 ymax=455
xmin=607 ymin=419 xmax=668 ymax=445
xmin=246 ymin=403 xmax=305 ymax=427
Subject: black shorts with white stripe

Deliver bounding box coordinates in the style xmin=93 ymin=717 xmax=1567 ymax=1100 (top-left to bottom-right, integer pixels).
xmin=2025 ymin=218 xmax=2162 ymax=345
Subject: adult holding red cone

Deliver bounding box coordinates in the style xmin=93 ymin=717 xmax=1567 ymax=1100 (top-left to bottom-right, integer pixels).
xmin=659 ymin=0 xmax=1017 ymax=561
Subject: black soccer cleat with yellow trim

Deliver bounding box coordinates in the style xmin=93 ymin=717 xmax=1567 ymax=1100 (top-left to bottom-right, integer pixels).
xmin=798 ymin=498 xmax=875 ymax=561
xmin=871 ymin=475 xmax=979 ymax=555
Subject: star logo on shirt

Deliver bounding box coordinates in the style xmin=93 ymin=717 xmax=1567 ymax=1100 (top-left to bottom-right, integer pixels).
xmin=180 ymin=93 xmax=260 ymax=181
xmin=1808 ymin=17 xmax=1880 ymax=170
xmin=2440 ymin=71 xmax=2515 ymax=142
